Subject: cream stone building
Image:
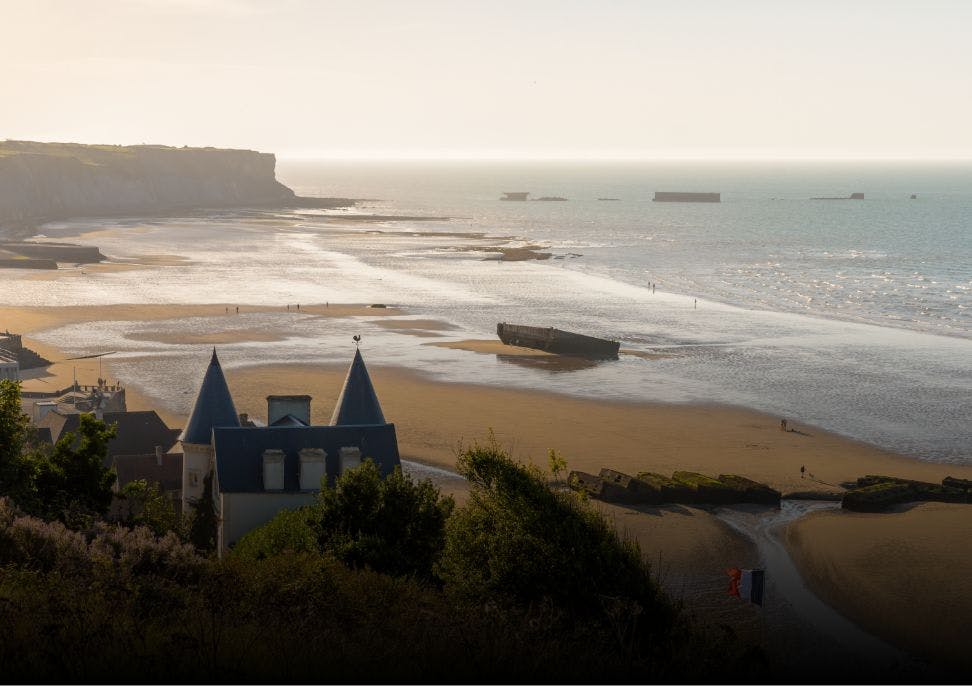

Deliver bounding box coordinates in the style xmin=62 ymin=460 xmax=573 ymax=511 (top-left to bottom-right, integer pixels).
xmin=180 ymin=348 xmax=400 ymax=555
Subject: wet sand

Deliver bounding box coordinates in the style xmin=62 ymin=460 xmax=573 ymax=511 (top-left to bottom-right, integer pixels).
xmin=785 ymin=502 xmax=972 ymax=672
xmin=217 ymin=364 xmax=972 ymax=494
xmin=429 ymin=340 xmax=672 ymax=371
xmin=7 ymin=303 xmax=970 ymax=493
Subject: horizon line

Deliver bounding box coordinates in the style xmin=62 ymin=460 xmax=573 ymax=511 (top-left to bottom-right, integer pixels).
xmin=277 ymin=153 xmax=972 ymax=163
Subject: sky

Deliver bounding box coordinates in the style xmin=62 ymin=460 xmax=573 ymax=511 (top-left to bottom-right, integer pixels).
xmin=2 ymin=0 xmax=971 ymax=159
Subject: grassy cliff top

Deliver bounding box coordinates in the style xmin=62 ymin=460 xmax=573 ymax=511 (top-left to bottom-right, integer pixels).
xmin=0 ymin=140 xmax=266 ymax=162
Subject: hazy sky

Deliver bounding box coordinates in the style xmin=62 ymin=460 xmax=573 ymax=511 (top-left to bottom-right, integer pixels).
xmin=3 ymin=0 xmax=971 ymax=159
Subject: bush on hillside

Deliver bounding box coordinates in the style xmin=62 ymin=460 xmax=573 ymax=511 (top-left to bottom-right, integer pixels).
xmin=313 ymin=460 xmax=454 ymax=580
xmin=232 ymin=506 xmax=318 ymax=560
xmin=439 ymin=440 xmax=672 ymax=630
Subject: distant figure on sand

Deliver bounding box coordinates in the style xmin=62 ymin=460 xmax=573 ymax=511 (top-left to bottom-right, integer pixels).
xmin=235 ymin=306 xmax=239 ymax=314
xmin=800 ymin=464 xmax=805 ymax=478
xmin=781 ymin=418 xmax=788 ymax=432
xmin=694 ymin=299 xmax=697 ymax=309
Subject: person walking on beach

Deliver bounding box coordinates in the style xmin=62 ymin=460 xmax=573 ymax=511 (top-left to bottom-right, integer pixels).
xmin=781 ymin=418 xmax=788 ymax=432
xmin=694 ymin=298 xmax=697 ymax=309
xmin=235 ymin=306 xmax=239 ymax=314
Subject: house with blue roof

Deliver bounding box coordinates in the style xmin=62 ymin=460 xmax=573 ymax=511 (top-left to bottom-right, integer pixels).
xmin=180 ymin=348 xmax=400 ymax=554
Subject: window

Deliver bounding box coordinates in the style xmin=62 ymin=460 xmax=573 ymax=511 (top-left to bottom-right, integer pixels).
xmin=299 ymin=448 xmax=326 ymax=491
xmin=339 ymin=446 xmax=361 ymax=474
xmin=262 ymin=449 xmax=285 ymax=490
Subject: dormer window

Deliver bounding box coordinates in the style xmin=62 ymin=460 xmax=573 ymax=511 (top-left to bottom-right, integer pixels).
xmin=338 ymin=446 xmax=362 ymax=474
xmin=262 ymin=449 xmax=285 ymax=490
xmin=299 ymin=448 xmax=326 ymax=491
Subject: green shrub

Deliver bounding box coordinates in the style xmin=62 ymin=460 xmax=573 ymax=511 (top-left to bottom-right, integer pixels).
xmin=313 ymin=460 xmax=454 ymax=580
xmin=232 ymin=506 xmax=319 ymax=560
xmin=439 ymin=440 xmax=672 ymax=629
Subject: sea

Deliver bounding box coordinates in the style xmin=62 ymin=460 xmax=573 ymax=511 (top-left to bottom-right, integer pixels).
xmin=4 ymin=160 xmax=970 ymax=465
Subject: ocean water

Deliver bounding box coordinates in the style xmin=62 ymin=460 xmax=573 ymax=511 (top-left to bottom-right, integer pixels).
xmin=3 ymin=161 xmax=970 ymax=464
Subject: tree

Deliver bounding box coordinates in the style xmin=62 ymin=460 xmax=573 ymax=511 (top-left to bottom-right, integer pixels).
xmin=547 ymin=448 xmax=567 ymax=482
xmin=188 ymin=471 xmax=218 ymax=553
xmin=120 ymin=478 xmax=181 ymax=537
xmin=438 ymin=439 xmax=672 ymax=630
xmin=28 ymin=413 xmax=117 ymax=525
xmin=232 ymin=506 xmax=318 ymax=560
xmin=313 ymin=459 xmax=454 ymax=580
xmin=0 ymin=380 xmax=31 ymax=501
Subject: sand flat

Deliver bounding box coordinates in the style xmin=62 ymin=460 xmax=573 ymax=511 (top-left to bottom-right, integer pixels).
xmin=429 ymin=339 xmax=557 ymax=357
xmin=785 ymin=503 xmax=972 ymax=671
xmin=0 ymin=302 xmax=403 ymax=334
xmin=6 ymin=304 xmax=971 ymax=492
xmin=211 ymin=364 xmax=972 ymax=494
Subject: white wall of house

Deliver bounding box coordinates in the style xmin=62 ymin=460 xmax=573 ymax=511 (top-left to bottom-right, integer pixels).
xmin=218 ymin=491 xmax=317 ymax=555
xmin=181 ymin=442 xmax=212 ymax=511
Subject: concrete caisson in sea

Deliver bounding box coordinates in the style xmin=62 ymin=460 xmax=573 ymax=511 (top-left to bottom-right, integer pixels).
xmin=500 ymin=191 xmax=530 ymax=201
xmin=653 ymin=191 xmax=721 ymax=203
xmin=811 ymin=192 xmax=864 ymax=200
xmin=496 ymin=323 xmax=620 ymax=359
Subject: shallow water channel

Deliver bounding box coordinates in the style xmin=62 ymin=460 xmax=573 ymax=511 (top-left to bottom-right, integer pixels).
xmin=713 ymin=500 xmax=909 ymax=668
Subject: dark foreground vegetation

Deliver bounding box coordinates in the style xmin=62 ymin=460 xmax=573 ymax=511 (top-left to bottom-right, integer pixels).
xmin=0 ymin=380 xmax=768 ymax=682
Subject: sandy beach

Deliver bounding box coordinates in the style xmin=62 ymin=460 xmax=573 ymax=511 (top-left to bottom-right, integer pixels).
xmin=4 ymin=301 xmax=971 ymax=672
xmin=786 ymin=503 xmax=972 ymax=670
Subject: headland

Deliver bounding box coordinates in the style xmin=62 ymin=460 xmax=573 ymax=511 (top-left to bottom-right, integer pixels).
xmin=0 ymin=140 xmax=352 ymax=239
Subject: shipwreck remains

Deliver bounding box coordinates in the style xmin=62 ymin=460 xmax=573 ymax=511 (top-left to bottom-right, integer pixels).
xmin=652 ymin=191 xmax=721 ymax=203
xmin=496 ymin=323 xmax=620 ymax=359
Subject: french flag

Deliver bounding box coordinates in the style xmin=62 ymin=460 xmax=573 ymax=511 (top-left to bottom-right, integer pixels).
xmin=726 ymin=568 xmax=765 ymax=606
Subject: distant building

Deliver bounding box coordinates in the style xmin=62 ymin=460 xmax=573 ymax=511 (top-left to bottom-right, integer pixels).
xmin=36 ymin=408 xmax=180 ymax=465
xmin=0 ymin=350 xmax=18 ymax=381
xmin=180 ymin=348 xmax=400 ymax=554
xmin=0 ymin=330 xmax=52 ymax=370
xmin=25 ymin=381 xmax=127 ymax=422
xmin=111 ymin=448 xmax=184 ymax=515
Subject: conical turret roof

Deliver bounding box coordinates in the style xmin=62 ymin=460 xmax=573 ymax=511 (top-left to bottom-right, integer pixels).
xmin=330 ymin=348 xmax=386 ymax=426
xmin=180 ymin=348 xmax=240 ymax=444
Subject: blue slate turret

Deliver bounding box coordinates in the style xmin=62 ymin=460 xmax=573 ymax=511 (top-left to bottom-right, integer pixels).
xmin=181 ymin=348 xmax=241 ymax=444
xmin=330 ymin=349 xmax=386 ymax=426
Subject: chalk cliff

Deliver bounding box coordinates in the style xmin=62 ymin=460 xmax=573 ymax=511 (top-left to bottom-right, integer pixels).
xmin=0 ymin=141 xmax=317 ymax=235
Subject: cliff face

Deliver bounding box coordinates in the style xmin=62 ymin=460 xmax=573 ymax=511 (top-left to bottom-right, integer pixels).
xmin=0 ymin=141 xmax=297 ymax=233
